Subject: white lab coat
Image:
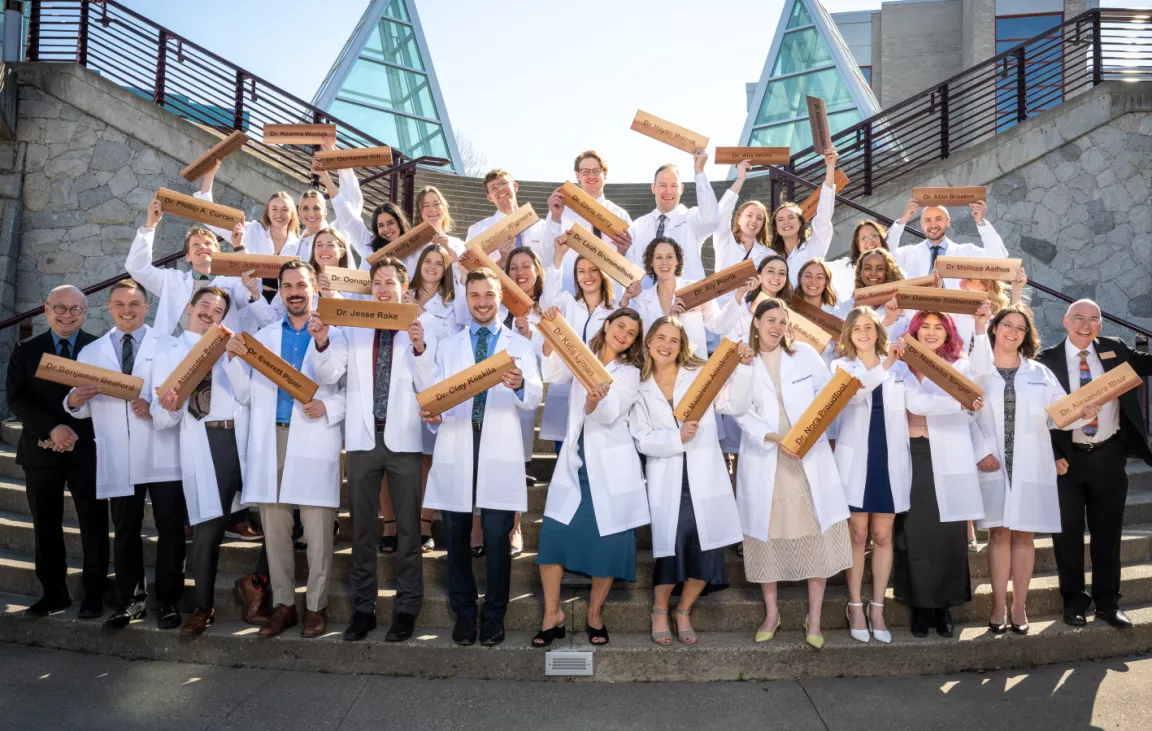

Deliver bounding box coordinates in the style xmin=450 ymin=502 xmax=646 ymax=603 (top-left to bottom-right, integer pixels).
xmin=886 ymin=221 xmax=1008 ymax=287
xmin=540 ymin=195 xmax=634 ymax=294
xmin=629 ymin=277 xmax=721 ymax=359
xmin=413 ymin=324 xmax=542 ymax=513
xmin=625 ymin=173 xmax=719 ymax=281
xmin=829 ymin=256 xmax=858 ymax=304
xmin=149 ymin=331 xmax=249 ymax=525
xmin=714 ymin=188 xmax=773 ymax=272
xmin=193 ymin=190 xmax=301 ymax=258
xmin=229 ymin=321 xmax=346 ymax=508
xmin=784 ymin=183 xmax=836 ymax=287
xmin=630 ymin=366 xmax=745 ymax=557
xmin=65 ymin=325 xmax=181 ymax=499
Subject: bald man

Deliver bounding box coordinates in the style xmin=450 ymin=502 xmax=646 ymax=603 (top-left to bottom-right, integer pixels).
xmin=5 ymin=286 xmax=108 ymax=618
xmin=1038 ymin=299 xmax=1152 ymax=629
xmin=885 ymin=197 xmax=1008 ymax=288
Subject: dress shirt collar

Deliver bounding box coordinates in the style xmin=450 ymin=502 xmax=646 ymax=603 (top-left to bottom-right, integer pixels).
xmin=50 ymin=330 xmax=79 ymax=352
xmin=282 ymin=315 xmax=308 ymax=333
xmin=112 ymin=326 xmax=145 ymax=345
xmin=469 ymin=319 xmax=502 ymax=338
xmin=1064 ymin=338 xmax=1098 ymax=362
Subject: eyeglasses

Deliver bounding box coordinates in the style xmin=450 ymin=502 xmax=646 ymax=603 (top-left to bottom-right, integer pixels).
xmin=577 ymin=167 xmax=604 ymax=177
xmin=51 ymin=305 xmax=86 ymax=316
xmin=859 ymin=233 xmax=881 ymax=242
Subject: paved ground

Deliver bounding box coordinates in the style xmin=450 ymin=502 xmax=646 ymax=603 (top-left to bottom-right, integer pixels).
xmin=0 ymin=643 xmax=1148 ymax=730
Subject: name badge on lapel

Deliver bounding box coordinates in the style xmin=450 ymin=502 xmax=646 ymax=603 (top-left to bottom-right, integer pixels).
xmin=791 ymin=375 xmax=812 ymax=385
xmin=1100 ymin=351 xmax=1116 ymax=360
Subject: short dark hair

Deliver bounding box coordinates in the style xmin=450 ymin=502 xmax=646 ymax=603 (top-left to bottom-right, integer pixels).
xmin=483 ymin=169 xmax=513 ymax=188
xmin=190 ymin=285 xmax=232 ymax=317
xmin=643 ymin=236 xmax=684 ymax=282
xmin=369 ymin=256 xmax=409 ymax=287
xmin=465 ymin=267 xmax=501 ymax=290
xmin=278 ymin=260 xmax=317 ymax=286
xmin=109 ymin=279 xmax=148 ymax=300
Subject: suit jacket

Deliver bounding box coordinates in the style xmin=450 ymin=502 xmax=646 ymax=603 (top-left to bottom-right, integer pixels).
xmin=5 ymin=329 xmax=98 ymax=469
xmin=1038 ymin=336 xmax=1152 ymax=466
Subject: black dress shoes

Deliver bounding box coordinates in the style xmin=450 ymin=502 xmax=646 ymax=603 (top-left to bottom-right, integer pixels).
xmin=910 ymin=607 xmax=931 ymax=638
xmin=77 ymin=599 xmax=104 ymax=619
xmin=385 ymin=612 xmax=416 ymax=643
xmin=935 ymin=608 xmax=955 ymax=638
xmin=25 ymin=591 xmax=71 ymax=617
xmin=343 ymin=610 xmax=377 ymax=642
xmin=480 ymin=618 xmax=505 ymax=647
xmin=104 ymin=599 xmax=147 ymax=629
xmin=157 ymin=603 xmax=181 ymax=629
xmin=1095 ymin=608 xmax=1133 ymax=629
xmin=453 ymin=613 xmax=477 ymax=646
xmin=1063 ymin=607 xmax=1088 ymax=627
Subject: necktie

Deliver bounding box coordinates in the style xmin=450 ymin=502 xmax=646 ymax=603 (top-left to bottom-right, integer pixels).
xmin=656 ymin=213 xmax=667 ymax=239
xmin=373 ymin=330 xmax=394 ymax=422
xmin=471 ymin=327 xmax=490 ymax=428
xmin=592 ymin=225 xmax=602 ymax=239
xmin=58 ymin=339 xmax=71 ymax=359
xmin=514 ymin=233 xmax=523 ymax=249
xmin=929 ymin=245 xmax=943 ymax=268
xmin=188 ymin=370 xmax=212 ymax=420
xmin=120 ymin=333 xmax=135 ymax=375
xmin=503 ymin=310 xmax=515 ymax=330
xmin=1079 ymin=351 xmax=1098 ymax=437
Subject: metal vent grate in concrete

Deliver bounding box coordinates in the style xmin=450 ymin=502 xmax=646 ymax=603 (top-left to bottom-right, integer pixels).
xmin=544 ymin=650 xmax=594 ymax=676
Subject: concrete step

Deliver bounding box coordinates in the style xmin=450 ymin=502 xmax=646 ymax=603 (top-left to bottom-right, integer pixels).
xmin=1 ymin=590 xmax=1150 ymax=682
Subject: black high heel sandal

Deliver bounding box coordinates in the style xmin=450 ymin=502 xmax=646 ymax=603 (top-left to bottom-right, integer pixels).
xmin=531 ymin=623 xmax=567 ymax=648
xmin=378 ymin=520 xmax=397 ymax=554
xmin=585 ymin=622 xmax=609 ymax=646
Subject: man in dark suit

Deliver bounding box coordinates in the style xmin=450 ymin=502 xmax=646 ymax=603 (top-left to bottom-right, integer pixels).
xmin=4 ymin=285 xmax=108 ymax=617
xmin=1038 ymin=299 xmax=1152 ymax=629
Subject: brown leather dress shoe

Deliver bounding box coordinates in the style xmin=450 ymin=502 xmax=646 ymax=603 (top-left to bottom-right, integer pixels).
xmin=235 ymin=575 xmax=269 ymax=626
xmin=259 ymin=604 xmax=298 ymax=637
xmin=181 ymin=608 xmax=215 ymax=635
xmin=301 ymin=608 xmax=328 ymax=638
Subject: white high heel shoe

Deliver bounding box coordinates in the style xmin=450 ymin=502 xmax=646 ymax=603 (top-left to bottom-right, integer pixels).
xmin=868 ymin=600 xmax=892 ymax=644
xmin=846 ymin=602 xmax=870 ymax=643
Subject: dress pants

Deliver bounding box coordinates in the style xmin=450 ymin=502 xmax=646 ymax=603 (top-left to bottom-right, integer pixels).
xmin=190 ymin=427 xmax=244 ymax=610
xmin=111 ymin=480 xmax=186 ymax=606
xmin=24 ymin=457 xmax=108 ymax=602
xmin=1052 ymin=438 xmax=1129 ymax=613
xmin=346 ymin=428 xmax=423 ymax=617
xmin=442 ymin=429 xmax=515 ymax=622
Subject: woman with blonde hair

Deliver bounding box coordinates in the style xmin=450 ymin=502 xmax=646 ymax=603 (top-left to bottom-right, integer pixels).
xmin=714 ymin=160 xmax=772 ymax=269
xmin=765 ymin=148 xmax=839 ymax=285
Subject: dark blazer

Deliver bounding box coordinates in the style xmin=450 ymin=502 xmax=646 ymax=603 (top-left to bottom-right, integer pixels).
xmin=1037 ymin=336 xmax=1152 ymax=466
xmin=5 ymin=329 xmax=98 ymax=469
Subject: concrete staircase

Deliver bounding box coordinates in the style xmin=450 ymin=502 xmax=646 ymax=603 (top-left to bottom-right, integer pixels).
xmin=1 ymin=418 xmax=1151 ymax=681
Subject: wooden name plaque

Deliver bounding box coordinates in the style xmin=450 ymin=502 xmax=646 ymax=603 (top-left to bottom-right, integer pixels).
xmin=789 ymin=298 xmax=844 ymax=340
xmin=535 ymin=315 xmax=614 ymax=393
xmin=156 ymin=325 xmax=231 ymax=407
xmin=466 ymin=204 xmax=540 ymax=254
xmin=806 ymin=96 xmax=832 ymax=154
xmin=798 ymin=169 xmax=848 ymax=222
xmin=558 ymin=182 xmax=630 ymax=240
xmin=456 ymin=246 xmax=534 ymax=317
xmin=714 ymin=147 xmax=790 ymax=166
xmin=316 ymin=297 xmax=417 ymax=331
xmin=236 ymin=333 xmax=318 ymax=404
xmin=912 ymin=187 xmax=987 ymax=205
xmin=853 ymin=274 xmax=937 ymax=308
xmin=674 ymin=337 xmax=741 ymax=423
xmin=416 ymin=350 xmax=517 ymax=417
xmin=934 ymin=256 xmax=1023 ymax=281
xmin=781 ymin=367 xmax=861 ymax=457
xmin=312 ymin=146 xmax=393 ymax=171
xmin=36 ymin=354 xmax=143 ymax=401
xmin=900 ymin=336 xmax=983 ymax=409
xmin=786 ymin=306 xmax=833 ymax=353
xmin=566 ymin=223 xmax=645 ymax=287
xmin=262 ymin=124 xmax=337 ymax=145
xmin=896 ymin=286 xmax=988 ymax=315
xmin=180 ymin=130 xmax=249 ymax=182
xmin=367 ymin=221 xmax=437 ymax=265
xmin=325 ymin=266 xmax=371 ymax=295
xmin=674 ymin=259 xmax=756 ymax=312
xmin=209 ymin=252 xmax=300 ymax=279
xmin=156 ymin=188 xmax=245 ymax=229
xmin=1046 ymin=361 xmax=1142 ymax=429
xmin=630 ymin=110 xmax=709 ymax=154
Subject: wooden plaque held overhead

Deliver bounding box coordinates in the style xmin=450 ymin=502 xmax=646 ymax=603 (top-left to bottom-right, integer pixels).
xmin=316 ymin=297 xmax=417 ymax=331
xmin=806 ymin=96 xmax=832 ymax=154
xmin=674 ymin=338 xmax=741 ymax=423
xmin=900 ymin=336 xmax=983 ymax=409
xmin=325 ymin=266 xmax=372 ymax=295
xmin=786 ymin=306 xmax=833 ymax=353
xmin=416 ymin=350 xmax=517 ymax=417
xmin=236 ymin=333 xmax=318 ymax=404
xmin=367 ymin=221 xmax=437 ymax=264
xmin=934 ymin=256 xmax=1023 ymax=281
xmin=312 ymin=146 xmax=394 ymax=171
xmin=789 ymin=297 xmax=844 ymax=340
xmin=853 ymin=274 xmax=937 ymax=308
xmin=156 ymin=188 xmax=245 ymax=229
xmin=208 ymin=252 xmax=300 ymax=279
xmin=35 ymin=354 xmax=143 ymax=401
xmin=714 ymin=147 xmax=790 ymax=166
xmin=557 ymin=182 xmax=630 ymax=240
xmin=155 ymin=325 xmax=231 ymax=407
xmin=630 ymin=110 xmax=709 ymax=154
xmin=261 ymin=123 xmax=337 ymax=145
xmin=535 ymin=315 xmax=614 ymax=393
xmin=566 ymin=223 xmax=645 ymax=287
xmin=456 ymin=245 xmax=534 ymax=317
xmin=1046 ymin=361 xmax=1142 ymax=429
xmin=896 ymin=286 xmax=988 ymax=315
xmin=180 ymin=130 xmax=249 ymax=182
xmin=912 ymin=187 xmax=987 ymax=205
xmin=781 ymin=367 xmax=861 ymax=457
xmin=798 ymin=169 xmax=848 ymax=222
xmin=466 ymin=204 xmax=540 ymax=254
xmin=674 ymin=259 xmax=756 ymax=312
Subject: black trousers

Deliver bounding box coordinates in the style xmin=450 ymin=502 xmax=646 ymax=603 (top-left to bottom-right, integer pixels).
xmin=1052 ymin=439 xmax=1129 ymax=612
xmin=190 ymin=428 xmax=244 ymax=610
xmin=24 ymin=461 xmax=108 ymax=602
xmin=442 ymin=430 xmax=515 ymax=623
xmin=111 ymin=480 xmax=187 ymax=606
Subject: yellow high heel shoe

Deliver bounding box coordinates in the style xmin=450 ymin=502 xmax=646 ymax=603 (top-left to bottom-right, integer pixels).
xmin=755 ymin=617 xmax=782 ymax=643
xmin=804 ymin=617 xmax=824 ymax=650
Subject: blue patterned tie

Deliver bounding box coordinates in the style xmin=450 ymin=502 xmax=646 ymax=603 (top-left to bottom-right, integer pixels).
xmin=373 ymin=330 xmax=393 ymax=421
xmin=514 ymin=233 xmax=523 ymax=249
xmin=471 ymin=327 xmax=490 ymax=428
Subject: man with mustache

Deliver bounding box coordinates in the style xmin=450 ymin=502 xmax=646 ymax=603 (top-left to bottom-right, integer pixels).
xmin=625 ymin=150 xmax=717 ymax=281
xmin=65 ymin=280 xmax=186 ymax=630
xmin=886 ymin=197 xmax=1008 ymax=288
xmin=466 ymin=169 xmax=547 ymax=263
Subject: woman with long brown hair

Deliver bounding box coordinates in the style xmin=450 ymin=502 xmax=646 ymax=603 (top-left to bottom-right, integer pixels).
xmin=830 ymin=219 xmax=889 ymax=302
xmin=765 ymin=148 xmax=839 ymax=286
xmin=714 ymin=160 xmax=771 ymax=269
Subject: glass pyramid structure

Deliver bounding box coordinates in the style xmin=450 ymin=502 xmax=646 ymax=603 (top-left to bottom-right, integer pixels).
xmin=736 ymin=0 xmax=880 ymax=157
xmin=313 ymin=0 xmax=462 ymax=171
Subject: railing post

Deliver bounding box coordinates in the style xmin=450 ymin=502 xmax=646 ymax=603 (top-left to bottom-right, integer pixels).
xmin=311 ymin=110 xmax=323 ymax=189
xmin=233 ymin=71 xmax=245 ymax=132
xmin=402 ymin=168 xmax=416 ymax=220
xmin=785 ymin=164 xmax=795 ymax=203
xmin=152 ymin=30 xmax=168 ymax=107
xmin=77 ymin=0 xmax=90 ymax=66
xmin=1091 ymin=10 xmax=1103 ymax=86
xmin=939 ymin=83 xmax=950 ymax=159
xmin=863 ymin=122 xmax=873 ymax=197
xmin=1015 ymin=48 xmax=1027 ymax=123
xmin=1138 ymin=334 xmax=1150 ymax=433
xmin=25 ymin=0 xmax=41 ymax=62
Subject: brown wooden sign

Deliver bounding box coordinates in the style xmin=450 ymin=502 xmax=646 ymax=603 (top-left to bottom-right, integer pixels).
xmin=786 ymin=306 xmax=833 ymax=353
xmin=155 ymin=325 xmax=231 ymax=407
xmin=157 ymin=188 xmax=245 ymax=229
xmin=806 ymin=96 xmax=831 ymax=154
xmin=853 ymin=274 xmax=937 ymax=308
xmin=934 ymin=256 xmax=1023 ymax=281
xmin=316 ymin=297 xmax=417 ymax=331
xmin=236 ymin=333 xmax=318 ymax=404
xmin=457 ymin=245 xmax=534 ymax=317
xmin=896 ymin=286 xmax=988 ymax=315
xmin=262 ymin=123 xmax=337 ymax=145
xmin=674 ymin=337 xmax=741 ymax=423
xmin=912 ymin=187 xmax=987 ymax=205
xmin=1046 ymin=361 xmax=1142 ymax=429
xmin=325 ymin=266 xmax=371 ymax=295
xmin=798 ymin=169 xmax=848 ymax=222
xmin=748 ymin=290 xmax=771 ymax=314
xmin=36 ymin=354 xmax=143 ymax=401
xmin=367 ymin=221 xmax=437 ymax=265
xmin=466 ymin=204 xmax=540 ymax=255
xmin=566 ymin=223 xmax=645 ymax=287
xmin=781 ymin=367 xmax=861 ymax=457
xmin=900 ymin=336 xmax=984 ymax=409
xmin=180 ymin=130 xmax=249 ymax=182
xmin=558 ymin=182 xmax=630 ymax=239
xmin=790 ymin=297 xmax=844 ymax=340
xmin=312 ymin=146 xmax=393 ymax=171
xmin=416 ymin=350 xmax=517 ymax=417
xmin=714 ymin=146 xmax=790 ymax=166
xmin=674 ymin=259 xmax=756 ymax=312
xmin=535 ymin=315 xmax=614 ymax=393
xmin=209 ymin=252 xmax=300 ymax=279
xmin=630 ymin=110 xmax=709 ymax=154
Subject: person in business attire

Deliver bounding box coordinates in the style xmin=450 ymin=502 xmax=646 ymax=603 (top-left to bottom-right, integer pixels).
xmin=886 ymin=197 xmax=1008 ymax=285
xmin=1038 ymin=299 xmax=1152 ymax=629
xmin=625 ymin=150 xmax=718 ymax=281
xmin=310 ymin=256 xmax=433 ymax=643
xmin=414 ymin=268 xmax=542 ymax=647
xmin=714 ymin=160 xmax=771 ymax=271
xmin=6 ymin=285 xmax=107 ymax=618
xmin=64 ymin=280 xmax=185 ymax=630
xmin=466 ymin=169 xmax=547 ymax=262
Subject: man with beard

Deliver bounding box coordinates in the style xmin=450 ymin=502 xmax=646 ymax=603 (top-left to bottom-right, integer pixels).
xmin=885 ymin=197 xmax=1008 ymax=288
